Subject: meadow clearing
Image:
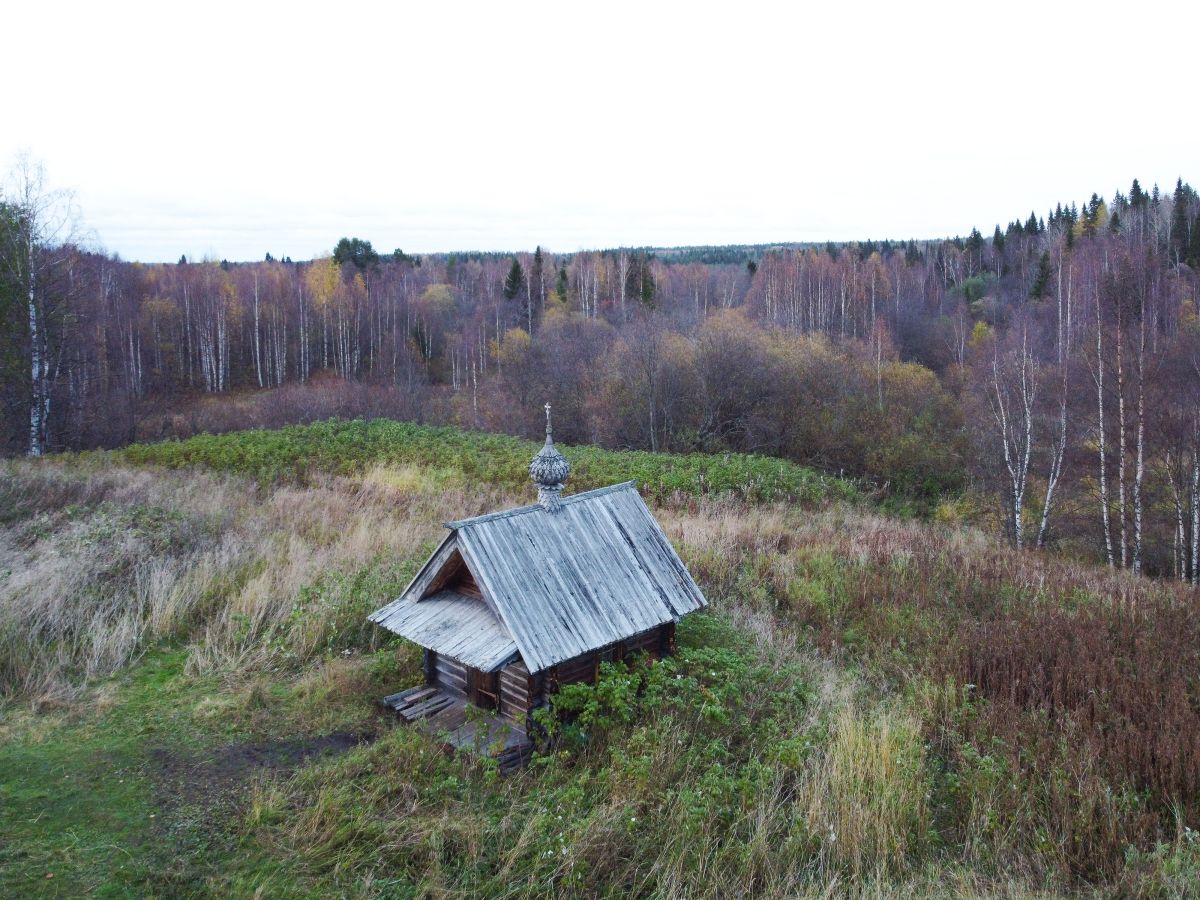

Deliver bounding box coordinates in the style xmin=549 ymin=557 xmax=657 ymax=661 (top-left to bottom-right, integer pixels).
xmin=1 ymin=422 xmax=1198 ymax=897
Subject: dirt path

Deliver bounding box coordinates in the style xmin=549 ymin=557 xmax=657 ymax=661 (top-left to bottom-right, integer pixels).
xmin=151 ymin=731 xmax=375 ymax=816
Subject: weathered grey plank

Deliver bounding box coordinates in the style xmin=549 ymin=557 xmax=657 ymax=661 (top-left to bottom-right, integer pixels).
xmin=400 ymin=695 xmax=456 ymax=721
xmin=371 ymin=589 xmax=518 ymax=672
xmin=384 ymin=685 xmax=436 ymax=709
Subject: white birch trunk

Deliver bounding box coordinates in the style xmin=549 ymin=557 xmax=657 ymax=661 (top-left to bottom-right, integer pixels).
xmin=1133 ymin=309 xmax=1146 ymax=575
xmin=1116 ymin=319 xmax=1129 ymax=568
xmin=989 ymin=331 xmax=1037 ymax=549
xmin=1038 ymin=262 xmax=1071 ymax=548
xmin=27 ymin=231 xmax=44 ymax=455
xmin=1191 ymin=441 xmax=1200 ymax=584
xmin=1094 ymin=302 xmax=1115 ymax=566
xmin=253 ymin=272 xmax=263 ymax=388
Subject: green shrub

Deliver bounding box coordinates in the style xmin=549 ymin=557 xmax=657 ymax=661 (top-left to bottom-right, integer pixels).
xmin=120 ymin=418 xmax=859 ymax=506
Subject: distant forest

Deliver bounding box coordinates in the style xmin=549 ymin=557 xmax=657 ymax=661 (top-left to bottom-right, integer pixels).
xmin=3 ymin=169 xmax=1200 ymax=576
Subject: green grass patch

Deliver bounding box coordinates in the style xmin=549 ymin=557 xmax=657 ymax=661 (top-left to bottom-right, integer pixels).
xmin=0 ymin=645 xmax=416 ymax=898
xmin=0 ymin=613 xmax=839 ymax=898
xmin=0 ymin=652 xmax=215 ymax=897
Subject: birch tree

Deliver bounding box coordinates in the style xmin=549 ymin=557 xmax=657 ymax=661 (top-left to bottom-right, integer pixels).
xmin=987 ymin=327 xmax=1038 ymax=549
xmin=1089 ymin=284 xmax=1116 ymax=567
xmin=0 ymin=157 xmax=81 ymax=455
xmin=1036 ymin=252 xmax=1072 ymax=548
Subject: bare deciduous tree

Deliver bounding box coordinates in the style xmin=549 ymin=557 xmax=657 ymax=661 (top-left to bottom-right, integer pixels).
xmin=0 ymin=155 xmax=82 ymax=455
xmin=987 ymin=327 xmax=1038 ymax=549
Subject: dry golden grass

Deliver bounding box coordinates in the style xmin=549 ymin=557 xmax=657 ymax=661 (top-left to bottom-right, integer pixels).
xmin=1 ymin=459 xmax=247 ymax=704
xmin=803 ymin=704 xmax=929 ymax=880
xmin=0 ymin=458 xmax=517 ymax=705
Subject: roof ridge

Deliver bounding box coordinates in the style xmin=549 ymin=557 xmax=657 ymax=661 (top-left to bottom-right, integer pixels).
xmin=444 ymin=480 xmax=638 ymax=529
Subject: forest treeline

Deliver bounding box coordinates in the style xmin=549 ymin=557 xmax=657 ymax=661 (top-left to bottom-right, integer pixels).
xmin=2 ymin=164 xmax=1200 ymax=575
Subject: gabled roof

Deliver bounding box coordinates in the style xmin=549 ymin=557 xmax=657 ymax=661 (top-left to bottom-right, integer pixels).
xmin=369 ymin=481 xmax=708 ymax=674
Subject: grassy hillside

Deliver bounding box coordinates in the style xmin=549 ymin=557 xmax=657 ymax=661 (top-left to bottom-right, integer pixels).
xmin=119 ymin=418 xmax=859 ymax=506
xmin=2 ymin=427 xmax=1199 ymax=897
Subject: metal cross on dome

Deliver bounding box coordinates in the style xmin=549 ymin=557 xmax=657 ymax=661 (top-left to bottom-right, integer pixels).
xmin=530 ymin=401 xmax=570 ymax=511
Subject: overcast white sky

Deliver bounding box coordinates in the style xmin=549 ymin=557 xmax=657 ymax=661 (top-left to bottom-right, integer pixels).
xmin=6 ymin=1 xmax=1198 ymax=263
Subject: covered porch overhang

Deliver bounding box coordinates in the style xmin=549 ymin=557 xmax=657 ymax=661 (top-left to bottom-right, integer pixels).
xmin=368 ymin=588 xmax=519 ymax=672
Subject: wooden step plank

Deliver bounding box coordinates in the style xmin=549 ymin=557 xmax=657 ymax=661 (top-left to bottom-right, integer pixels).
xmin=400 ymin=702 xmax=449 ymax=722
xmin=382 ymin=685 xmax=434 ymax=706
xmin=402 ymin=694 xmax=452 ymax=716
xmin=421 ymin=704 xmax=450 ymax=723
xmin=401 ymin=695 xmax=455 ymax=721
xmin=401 ymin=686 xmax=438 ymax=705
xmin=387 ymin=687 xmax=437 ymax=710
xmin=423 ymin=705 xmax=468 ymax=732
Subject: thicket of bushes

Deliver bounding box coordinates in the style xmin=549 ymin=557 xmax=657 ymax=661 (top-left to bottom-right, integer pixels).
xmin=120 ymin=418 xmax=859 ymax=506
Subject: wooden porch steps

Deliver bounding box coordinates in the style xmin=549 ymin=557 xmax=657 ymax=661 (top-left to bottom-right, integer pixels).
xmin=380 ymin=685 xmax=535 ymax=772
xmin=382 ymin=685 xmax=437 ymax=709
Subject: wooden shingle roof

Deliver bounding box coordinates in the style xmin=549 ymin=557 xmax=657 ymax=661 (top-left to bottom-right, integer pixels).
xmin=369 ymin=481 xmax=707 ymax=674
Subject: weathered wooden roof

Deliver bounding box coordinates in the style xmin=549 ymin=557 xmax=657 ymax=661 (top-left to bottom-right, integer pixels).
xmin=369 ymin=587 xmax=519 ymax=671
xmin=370 ymin=481 xmax=707 ymax=674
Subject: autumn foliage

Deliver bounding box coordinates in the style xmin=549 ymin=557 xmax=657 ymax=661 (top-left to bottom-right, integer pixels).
xmin=3 ymin=179 xmax=1200 ymax=571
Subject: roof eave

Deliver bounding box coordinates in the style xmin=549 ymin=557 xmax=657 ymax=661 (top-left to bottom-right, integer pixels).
xmin=368 ymin=531 xmax=457 ymax=622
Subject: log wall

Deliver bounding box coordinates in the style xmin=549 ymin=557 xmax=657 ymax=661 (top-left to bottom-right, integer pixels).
xmin=434 ymin=654 xmax=468 ymax=698
xmin=430 ymin=622 xmax=677 ymax=724
xmin=536 ymin=622 xmax=674 ymax=705
xmin=499 ymin=660 xmax=535 ymax=726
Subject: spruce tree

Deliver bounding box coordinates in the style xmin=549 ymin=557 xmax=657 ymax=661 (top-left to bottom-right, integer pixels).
xmin=1031 ymin=251 xmax=1052 ymax=299
xmin=1172 ymin=178 xmax=1189 ymax=262
xmin=1130 ymin=178 xmax=1146 ymax=209
xmin=531 ymin=246 xmax=545 ymax=309
xmin=966 ymin=228 xmax=984 ymax=271
xmin=503 ymin=258 xmax=526 ymax=302
xmin=640 ymin=266 xmax=656 ymax=307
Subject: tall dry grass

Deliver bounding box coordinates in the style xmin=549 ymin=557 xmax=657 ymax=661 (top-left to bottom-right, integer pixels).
xmin=803 ymin=704 xmax=930 ymax=880
xmin=0 ymin=458 xmax=244 ymax=704
xmin=0 ymin=458 xmax=515 ymax=705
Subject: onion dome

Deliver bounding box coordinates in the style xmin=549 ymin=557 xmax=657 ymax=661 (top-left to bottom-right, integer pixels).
xmin=530 ymin=402 xmax=570 ymax=511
